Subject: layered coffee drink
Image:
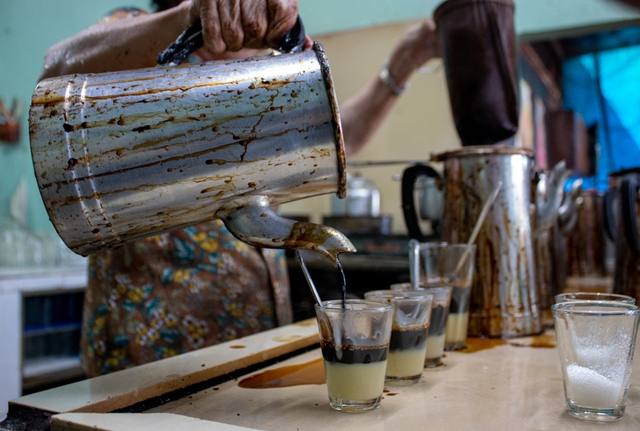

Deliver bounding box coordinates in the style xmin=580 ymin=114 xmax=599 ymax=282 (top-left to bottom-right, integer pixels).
xmin=406 ymin=242 xmax=475 ymax=351
xmin=386 ymin=322 xmax=429 ymax=383
xmin=315 ymin=299 xmax=394 ymax=412
xmin=364 ymin=290 xmax=433 ymax=384
xmin=445 ymin=285 xmax=471 ymax=350
xmin=389 ymin=283 xmax=452 ymax=367
xmin=424 ymin=299 xmax=449 ymax=366
xmin=320 ymin=340 xmax=389 ymax=402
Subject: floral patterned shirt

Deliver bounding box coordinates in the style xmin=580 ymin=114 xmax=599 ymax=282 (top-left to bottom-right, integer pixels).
xmin=81 ymin=220 xmax=291 ymax=377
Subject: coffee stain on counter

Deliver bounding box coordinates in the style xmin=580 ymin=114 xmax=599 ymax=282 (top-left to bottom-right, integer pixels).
xmin=460 ymin=334 xmax=556 ymax=354
xmin=238 ymin=358 xmax=326 ymax=389
xmin=509 ymin=334 xmax=556 ymax=349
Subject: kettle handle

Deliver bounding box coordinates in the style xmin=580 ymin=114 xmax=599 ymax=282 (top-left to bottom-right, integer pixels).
xmin=157 ymin=15 xmax=306 ymax=65
xmin=620 ymin=174 xmax=640 ymax=258
xmin=603 ymin=187 xmax=617 ymax=242
xmin=401 ymin=163 xmax=441 ymax=242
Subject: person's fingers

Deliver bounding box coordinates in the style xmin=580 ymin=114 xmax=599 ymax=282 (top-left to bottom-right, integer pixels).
xmin=423 ymin=19 xmax=441 ymax=56
xmin=191 ymin=0 xmax=227 ymax=54
xmin=240 ymin=0 xmax=269 ymax=49
xmin=264 ymin=0 xmax=298 ymax=48
xmin=188 ymin=0 xmax=201 ymax=25
xmin=217 ymin=0 xmax=244 ymax=52
xmin=303 ymin=35 xmax=313 ymax=51
xmin=190 ymin=0 xmax=299 ymax=53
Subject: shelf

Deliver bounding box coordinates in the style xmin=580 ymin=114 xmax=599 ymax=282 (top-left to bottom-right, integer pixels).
xmin=22 ymin=356 xmax=84 ymax=391
xmin=0 ymin=263 xmax=88 ymax=295
xmin=23 ymin=323 xmax=82 ymax=338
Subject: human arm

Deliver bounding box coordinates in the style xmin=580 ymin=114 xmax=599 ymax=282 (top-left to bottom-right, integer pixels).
xmin=340 ymin=19 xmax=440 ymax=156
xmin=40 ymin=3 xmax=191 ymax=79
xmin=39 ymin=0 xmax=304 ymax=80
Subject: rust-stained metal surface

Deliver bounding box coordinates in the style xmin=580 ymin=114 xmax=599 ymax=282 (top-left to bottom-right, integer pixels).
xmin=565 ymin=191 xmax=606 ymax=277
xmin=432 ymin=144 xmax=542 ymax=338
xmin=29 ymin=43 xmax=354 ymax=260
xmin=532 ymin=162 xmax=576 ymax=311
xmin=610 ymin=172 xmax=640 ymax=300
xmin=313 ymin=43 xmax=347 ymax=199
xmin=430 ymin=145 xmax=533 ymax=162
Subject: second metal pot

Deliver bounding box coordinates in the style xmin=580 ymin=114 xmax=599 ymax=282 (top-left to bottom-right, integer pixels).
xmin=431 ymin=145 xmax=541 ymax=338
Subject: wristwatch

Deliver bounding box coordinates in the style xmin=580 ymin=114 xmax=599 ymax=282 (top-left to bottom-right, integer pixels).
xmin=379 ymin=60 xmax=409 ymax=96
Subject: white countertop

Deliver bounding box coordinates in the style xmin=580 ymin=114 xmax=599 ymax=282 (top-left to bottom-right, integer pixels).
xmin=7 ymin=320 xmax=640 ymax=431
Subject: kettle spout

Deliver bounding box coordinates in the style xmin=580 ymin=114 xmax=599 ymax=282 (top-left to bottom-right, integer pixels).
xmin=221 ymin=201 xmax=356 ymax=262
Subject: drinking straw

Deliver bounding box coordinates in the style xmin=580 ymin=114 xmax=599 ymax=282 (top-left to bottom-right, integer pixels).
xmin=453 ymin=181 xmax=503 ymax=275
xmin=296 ymin=250 xmax=323 ymax=307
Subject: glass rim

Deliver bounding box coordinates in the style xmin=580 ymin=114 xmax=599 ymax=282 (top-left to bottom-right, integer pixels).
xmin=315 ymin=299 xmax=394 ymax=312
xmin=364 ymin=289 xmax=434 ymax=302
xmin=390 ymin=283 xmax=453 ymax=292
xmin=416 ymin=241 xmax=476 ymax=251
xmin=551 ymin=300 xmax=640 ymax=316
xmin=555 ymin=292 xmax=636 ymax=304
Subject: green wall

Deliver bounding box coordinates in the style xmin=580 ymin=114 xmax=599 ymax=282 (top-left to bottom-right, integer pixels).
xmin=0 ymin=0 xmax=149 ymax=232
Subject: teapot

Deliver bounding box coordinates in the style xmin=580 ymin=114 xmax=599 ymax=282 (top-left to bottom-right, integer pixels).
xmin=29 ymin=42 xmax=355 ymax=262
xmin=331 ymin=173 xmax=380 ymax=218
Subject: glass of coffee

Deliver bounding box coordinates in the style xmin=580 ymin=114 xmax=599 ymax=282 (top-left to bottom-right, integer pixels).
xmin=364 ymin=290 xmax=433 ymax=385
xmin=315 ymin=299 xmax=394 ymax=413
xmin=391 ymin=283 xmax=452 ymax=367
xmin=410 ymin=241 xmax=476 ymax=351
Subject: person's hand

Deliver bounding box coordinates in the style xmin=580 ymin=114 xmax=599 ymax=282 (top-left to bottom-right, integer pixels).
xmin=386 ymin=19 xmax=441 ymax=86
xmin=189 ymin=0 xmax=304 ymax=54
xmin=400 ymin=19 xmax=441 ymax=70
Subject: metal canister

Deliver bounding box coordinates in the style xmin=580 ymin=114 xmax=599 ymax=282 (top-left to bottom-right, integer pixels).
xmin=29 ymin=43 xmax=354 ymax=261
xmin=432 ymin=145 xmax=541 ymax=338
xmin=607 ymin=170 xmax=640 ymax=299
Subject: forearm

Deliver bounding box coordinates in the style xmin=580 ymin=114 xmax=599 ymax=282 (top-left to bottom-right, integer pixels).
xmin=340 ymin=78 xmax=399 ymax=156
xmin=341 ymin=53 xmax=421 ymax=156
xmin=340 ymin=20 xmax=439 ymax=156
xmin=39 ymin=2 xmax=191 ymax=80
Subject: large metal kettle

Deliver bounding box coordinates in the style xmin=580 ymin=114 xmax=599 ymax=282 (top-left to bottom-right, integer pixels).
xmin=533 ymin=162 xmax=582 ymax=311
xmin=29 ymin=42 xmax=355 ymax=262
xmin=605 ymin=169 xmax=640 ymax=299
xmin=403 ymin=145 xmax=542 ymax=337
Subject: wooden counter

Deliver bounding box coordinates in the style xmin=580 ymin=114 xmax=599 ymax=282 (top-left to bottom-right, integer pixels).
xmin=2 ymin=318 xmax=640 ymax=431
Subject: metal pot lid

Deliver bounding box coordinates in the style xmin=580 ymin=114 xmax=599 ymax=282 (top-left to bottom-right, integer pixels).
xmin=430 ymin=144 xmax=534 ymax=162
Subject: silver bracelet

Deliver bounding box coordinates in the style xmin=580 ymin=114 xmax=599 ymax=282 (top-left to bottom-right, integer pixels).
xmin=379 ymin=60 xmax=409 ymax=96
